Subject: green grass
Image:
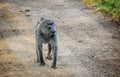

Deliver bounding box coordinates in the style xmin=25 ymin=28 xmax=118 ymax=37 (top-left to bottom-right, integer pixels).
xmin=82 ymin=0 xmax=120 ymax=22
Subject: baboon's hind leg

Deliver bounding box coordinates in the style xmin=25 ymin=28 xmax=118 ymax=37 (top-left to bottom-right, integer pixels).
xmin=35 ymin=30 xmax=40 ymax=63
xmin=46 ymin=43 xmax=52 ymax=60
xmin=36 ymin=48 xmax=40 ymax=62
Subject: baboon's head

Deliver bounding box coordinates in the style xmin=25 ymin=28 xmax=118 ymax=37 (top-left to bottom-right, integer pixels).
xmin=40 ymin=18 xmax=56 ymax=36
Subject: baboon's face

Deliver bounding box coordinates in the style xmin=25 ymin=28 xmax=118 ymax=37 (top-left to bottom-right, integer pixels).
xmin=41 ymin=20 xmax=56 ymax=36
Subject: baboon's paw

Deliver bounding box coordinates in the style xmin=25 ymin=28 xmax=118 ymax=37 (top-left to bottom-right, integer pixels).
xmin=46 ymin=56 xmax=52 ymax=60
xmin=39 ymin=62 xmax=45 ymax=66
xmin=51 ymin=66 xmax=57 ymax=69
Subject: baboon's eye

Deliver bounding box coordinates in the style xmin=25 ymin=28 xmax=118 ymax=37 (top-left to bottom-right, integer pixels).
xmin=48 ymin=22 xmax=54 ymax=25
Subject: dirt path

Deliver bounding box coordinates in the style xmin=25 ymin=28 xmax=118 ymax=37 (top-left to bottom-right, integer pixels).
xmin=0 ymin=0 xmax=120 ymax=77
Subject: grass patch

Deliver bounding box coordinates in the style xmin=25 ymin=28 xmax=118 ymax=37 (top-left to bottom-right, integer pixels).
xmin=82 ymin=0 xmax=120 ymax=22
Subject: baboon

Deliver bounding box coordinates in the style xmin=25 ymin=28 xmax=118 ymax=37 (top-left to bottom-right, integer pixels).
xmin=34 ymin=18 xmax=58 ymax=69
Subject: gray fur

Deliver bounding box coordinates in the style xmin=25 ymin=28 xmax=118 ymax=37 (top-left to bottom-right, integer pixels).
xmin=34 ymin=18 xmax=58 ymax=69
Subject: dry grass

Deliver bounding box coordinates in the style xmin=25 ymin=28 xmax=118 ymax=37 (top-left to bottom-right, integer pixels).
xmin=0 ymin=39 xmax=25 ymax=77
xmin=0 ymin=3 xmax=11 ymax=8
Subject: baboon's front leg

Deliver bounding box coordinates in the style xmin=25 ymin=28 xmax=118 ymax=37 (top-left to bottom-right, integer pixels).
xmin=35 ymin=30 xmax=40 ymax=62
xmin=38 ymin=43 xmax=45 ymax=66
xmin=35 ymin=30 xmax=45 ymax=65
xmin=46 ymin=43 xmax=52 ymax=60
xmin=51 ymin=43 xmax=58 ymax=69
xmin=36 ymin=47 xmax=40 ymax=62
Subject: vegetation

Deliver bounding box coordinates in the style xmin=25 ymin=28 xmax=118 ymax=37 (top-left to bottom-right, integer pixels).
xmin=82 ymin=0 xmax=120 ymax=22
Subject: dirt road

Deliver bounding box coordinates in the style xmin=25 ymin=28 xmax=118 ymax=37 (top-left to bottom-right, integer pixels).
xmin=0 ymin=0 xmax=120 ymax=77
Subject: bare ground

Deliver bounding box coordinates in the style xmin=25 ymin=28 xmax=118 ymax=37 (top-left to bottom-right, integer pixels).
xmin=0 ymin=0 xmax=120 ymax=77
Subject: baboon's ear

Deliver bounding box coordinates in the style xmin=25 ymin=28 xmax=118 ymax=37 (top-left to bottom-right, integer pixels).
xmin=41 ymin=17 xmax=45 ymax=21
xmin=37 ymin=17 xmax=45 ymax=24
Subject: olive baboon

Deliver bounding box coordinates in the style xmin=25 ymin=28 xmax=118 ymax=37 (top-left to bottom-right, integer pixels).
xmin=34 ymin=18 xmax=58 ymax=69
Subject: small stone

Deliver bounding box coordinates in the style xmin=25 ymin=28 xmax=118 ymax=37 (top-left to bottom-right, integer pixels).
xmin=78 ymin=40 xmax=82 ymax=43
xmin=19 ymin=10 xmax=23 ymax=12
xmin=12 ymin=29 xmax=16 ymax=32
xmin=101 ymin=17 xmax=105 ymax=19
xmin=47 ymin=70 xmax=50 ymax=72
xmin=112 ymin=35 xmax=118 ymax=39
xmin=91 ymin=55 xmax=94 ymax=57
xmin=26 ymin=13 xmax=30 ymax=16
xmin=25 ymin=9 xmax=30 ymax=12
xmin=57 ymin=17 xmax=60 ymax=19
xmin=81 ymin=8 xmax=84 ymax=10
